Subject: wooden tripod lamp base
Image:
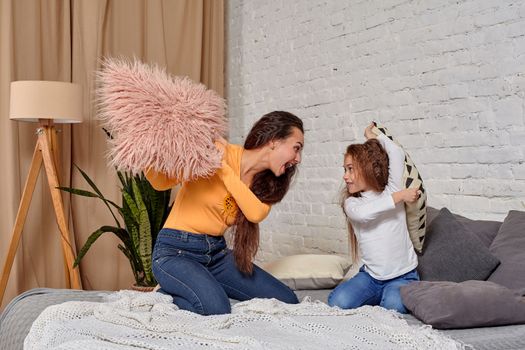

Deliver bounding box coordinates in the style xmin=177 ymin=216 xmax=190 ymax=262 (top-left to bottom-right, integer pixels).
xmin=0 ymin=81 xmax=84 ymax=305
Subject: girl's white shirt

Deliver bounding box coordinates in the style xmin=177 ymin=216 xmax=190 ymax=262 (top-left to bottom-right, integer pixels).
xmin=344 ymin=133 xmax=418 ymax=280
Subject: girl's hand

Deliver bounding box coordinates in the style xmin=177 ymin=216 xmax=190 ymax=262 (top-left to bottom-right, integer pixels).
xmin=393 ymin=188 xmax=421 ymax=204
xmin=402 ymin=188 xmax=421 ymax=203
xmin=364 ymin=123 xmax=377 ymax=140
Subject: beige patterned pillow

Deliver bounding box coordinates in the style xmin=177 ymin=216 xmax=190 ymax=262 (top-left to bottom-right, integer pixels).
xmin=372 ymin=122 xmax=427 ymax=253
xmin=263 ymin=254 xmax=353 ymax=290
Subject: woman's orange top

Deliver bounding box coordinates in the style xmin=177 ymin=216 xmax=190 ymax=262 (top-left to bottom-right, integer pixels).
xmin=145 ymin=143 xmax=271 ymax=236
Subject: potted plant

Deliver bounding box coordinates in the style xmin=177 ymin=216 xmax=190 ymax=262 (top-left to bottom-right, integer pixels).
xmin=60 ymin=166 xmax=171 ymax=289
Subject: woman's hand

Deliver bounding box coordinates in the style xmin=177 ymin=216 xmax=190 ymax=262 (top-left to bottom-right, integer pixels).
xmin=214 ymin=137 xmax=232 ymax=179
xmin=215 ymin=136 xmax=227 ymax=152
xmin=215 ymin=137 xmax=228 ymax=165
xmin=364 ymin=122 xmax=377 ymax=140
xmin=216 ymin=136 xmax=227 ymax=145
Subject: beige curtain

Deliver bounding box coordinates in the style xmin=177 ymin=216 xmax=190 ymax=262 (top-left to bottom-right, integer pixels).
xmin=0 ymin=0 xmax=224 ymax=310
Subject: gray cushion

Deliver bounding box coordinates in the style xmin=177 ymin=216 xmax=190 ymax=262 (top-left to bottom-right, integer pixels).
xmin=425 ymin=206 xmax=440 ymax=224
xmin=401 ymin=280 xmax=525 ymax=329
xmin=426 ymin=207 xmax=501 ymax=248
xmin=488 ymin=210 xmax=525 ymax=290
xmin=417 ymin=208 xmax=500 ymax=282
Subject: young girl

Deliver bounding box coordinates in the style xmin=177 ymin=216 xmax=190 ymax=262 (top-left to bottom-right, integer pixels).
xmin=328 ymin=123 xmax=420 ymax=314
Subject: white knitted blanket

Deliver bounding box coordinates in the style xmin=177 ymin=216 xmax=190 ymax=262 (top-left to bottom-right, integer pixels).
xmin=24 ymin=290 xmax=466 ymax=350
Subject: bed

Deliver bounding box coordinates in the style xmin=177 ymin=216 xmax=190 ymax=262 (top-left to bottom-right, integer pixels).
xmin=1 ymin=287 xmax=524 ymax=350
xmin=2 ymin=207 xmax=525 ymax=349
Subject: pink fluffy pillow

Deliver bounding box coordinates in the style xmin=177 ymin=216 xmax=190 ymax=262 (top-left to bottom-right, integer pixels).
xmin=97 ymin=57 xmax=227 ymax=181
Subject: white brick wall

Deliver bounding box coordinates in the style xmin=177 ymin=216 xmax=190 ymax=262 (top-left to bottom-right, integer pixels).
xmin=226 ymin=0 xmax=525 ymax=262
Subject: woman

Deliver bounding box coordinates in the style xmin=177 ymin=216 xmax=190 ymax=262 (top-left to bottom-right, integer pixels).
xmin=146 ymin=111 xmax=304 ymax=315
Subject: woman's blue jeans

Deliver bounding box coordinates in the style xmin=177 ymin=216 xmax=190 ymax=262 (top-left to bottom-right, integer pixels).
xmin=327 ymin=266 xmax=419 ymax=314
xmin=152 ymin=228 xmax=298 ymax=315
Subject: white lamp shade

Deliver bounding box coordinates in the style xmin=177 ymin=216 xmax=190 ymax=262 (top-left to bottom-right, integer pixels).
xmin=9 ymin=81 xmax=83 ymax=123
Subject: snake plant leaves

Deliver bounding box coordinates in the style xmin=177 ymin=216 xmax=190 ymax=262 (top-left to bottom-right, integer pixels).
xmin=61 ymin=165 xmax=171 ymax=287
xmin=131 ymin=178 xmax=154 ymax=285
xmin=73 ymin=225 xmax=128 ymax=268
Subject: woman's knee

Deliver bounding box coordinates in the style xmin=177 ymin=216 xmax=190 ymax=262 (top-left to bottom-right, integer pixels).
xmin=200 ymin=298 xmax=231 ymax=315
xmin=279 ymin=287 xmax=299 ymax=304
xmin=228 ymin=264 xmax=299 ymax=304
xmin=169 ymin=286 xmax=231 ymax=315
xmin=270 ymin=277 xmax=299 ymax=304
xmin=179 ymin=288 xmax=232 ymax=315
xmin=152 ymin=258 xmax=232 ymax=315
xmin=252 ymin=281 xmax=298 ymax=304
xmin=172 ymin=293 xmax=231 ymax=315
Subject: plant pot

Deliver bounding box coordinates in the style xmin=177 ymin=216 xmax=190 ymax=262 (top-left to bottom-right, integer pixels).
xmin=131 ymin=284 xmax=155 ymax=292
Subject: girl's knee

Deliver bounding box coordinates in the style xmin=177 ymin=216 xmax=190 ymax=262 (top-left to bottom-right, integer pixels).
xmin=380 ymin=294 xmax=407 ymax=314
xmin=327 ymin=293 xmax=340 ymax=308
xmin=328 ymin=289 xmax=357 ymax=309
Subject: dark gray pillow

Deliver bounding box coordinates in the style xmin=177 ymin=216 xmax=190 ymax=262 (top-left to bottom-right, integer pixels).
xmin=425 ymin=206 xmax=440 ymax=224
xmin=426 ymin=207 xmax=502 ymax=248
xmin=417 ymin=208 xmax=500 ymax=282
xmin=401 ymin=280 xmax=525 ymax=329
xmin=488 ymin=210 xmax=525 ymax=290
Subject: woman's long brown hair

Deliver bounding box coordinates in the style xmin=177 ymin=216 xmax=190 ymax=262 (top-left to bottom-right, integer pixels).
xmin=233 ymin=111 xmax=303 ymax=274
xmin=341 ymin=138 xmax=389 ymax=263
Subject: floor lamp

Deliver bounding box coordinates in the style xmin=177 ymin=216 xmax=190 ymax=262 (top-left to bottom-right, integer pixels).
xmin=0 ymin=81 xmax=83 ymax=304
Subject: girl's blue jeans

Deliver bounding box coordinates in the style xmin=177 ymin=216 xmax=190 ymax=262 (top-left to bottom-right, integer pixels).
xmin=152 ymin=228 xmax=298 ymax=315
xmin=327 ymin=266 xmax=419 ymax=313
